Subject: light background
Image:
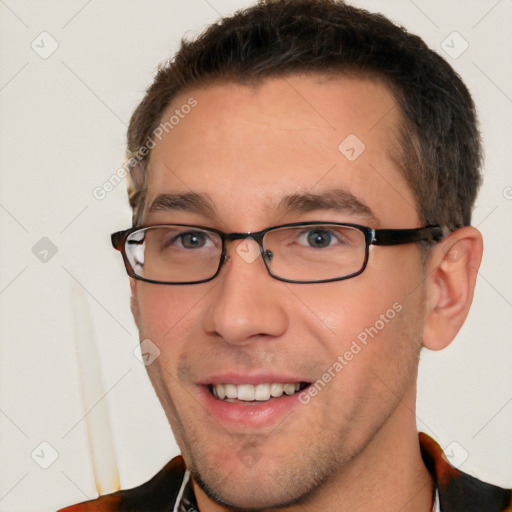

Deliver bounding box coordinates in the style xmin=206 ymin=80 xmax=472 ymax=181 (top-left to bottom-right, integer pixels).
xmin=0 ymin=1 xmax=511 ymax=511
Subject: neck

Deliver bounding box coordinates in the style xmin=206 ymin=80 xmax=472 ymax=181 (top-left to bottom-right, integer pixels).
xmin=193 ymin=388 xmax=434 ymax=512
xmin=295 ymin=391 xmax=435 ymax=511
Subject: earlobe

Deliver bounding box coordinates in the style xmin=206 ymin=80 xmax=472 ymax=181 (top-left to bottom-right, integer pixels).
xmin=422 ymin=227 xmax=483 ymax=351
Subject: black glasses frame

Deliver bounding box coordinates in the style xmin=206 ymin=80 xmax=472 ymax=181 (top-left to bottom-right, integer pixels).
xmin=111 ymin=222 xmax=446 ymax=285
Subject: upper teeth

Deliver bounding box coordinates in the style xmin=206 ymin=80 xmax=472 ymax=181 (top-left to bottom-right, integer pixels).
xmin=212 ymin=383 xmax=301 ymax=401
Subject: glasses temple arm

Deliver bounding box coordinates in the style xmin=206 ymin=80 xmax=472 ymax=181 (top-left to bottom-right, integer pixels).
xmin=372 ymin=226 xmax=446 ymax=246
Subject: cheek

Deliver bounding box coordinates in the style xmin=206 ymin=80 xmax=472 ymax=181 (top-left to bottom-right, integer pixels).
xmin=291 ymin=247 xmax=425 ymax=357
xmin=291 ymin=281 xmax=405 ymax=347
xmin=135 ymin=283 xmax=213 ymax=342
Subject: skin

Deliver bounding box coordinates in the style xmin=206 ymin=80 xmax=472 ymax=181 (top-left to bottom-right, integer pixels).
xmin=130 ymin=74 xmax=483 ymax=511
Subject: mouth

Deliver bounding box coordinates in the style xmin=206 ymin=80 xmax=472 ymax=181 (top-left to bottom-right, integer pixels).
xmin=197 ymin=374 xmax=314 ymax=428
xmin=208 ymin=382 xmax=311 ymax=403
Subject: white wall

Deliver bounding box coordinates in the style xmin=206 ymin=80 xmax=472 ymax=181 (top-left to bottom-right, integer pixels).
xmin=0 ymin=1 xmax=510 ymax=510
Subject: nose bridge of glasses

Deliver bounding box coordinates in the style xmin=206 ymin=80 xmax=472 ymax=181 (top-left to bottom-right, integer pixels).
xmin=222 ymin=231 xmax=266 ymax=267
xmin=224 ymin=231 xmax=266 ymax=246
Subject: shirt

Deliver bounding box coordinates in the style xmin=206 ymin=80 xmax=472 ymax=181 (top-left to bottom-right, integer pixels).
xmin=57 ymin=433 xmax=511 ymax=512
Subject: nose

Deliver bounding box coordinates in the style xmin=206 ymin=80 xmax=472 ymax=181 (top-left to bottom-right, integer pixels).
xmin=202 ymin=239 xmax=288 ymax=346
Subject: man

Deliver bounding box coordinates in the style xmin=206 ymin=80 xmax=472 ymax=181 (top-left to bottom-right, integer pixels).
xmin=59 ymin=0 xmax=511 ymax=510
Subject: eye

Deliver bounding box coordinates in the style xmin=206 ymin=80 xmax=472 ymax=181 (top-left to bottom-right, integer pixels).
xmin=177 ymin=231 xmax=209 ymax=249
xmin=304 ymin=229 xmax=335 ymax=248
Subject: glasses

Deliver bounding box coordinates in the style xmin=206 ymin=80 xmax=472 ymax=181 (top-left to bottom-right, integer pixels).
xmin=111 ymin=222 xmax=445 ymax=285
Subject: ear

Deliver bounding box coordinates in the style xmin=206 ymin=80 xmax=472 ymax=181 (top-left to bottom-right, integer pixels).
xmin=422 ymin=226 xmax=483 ymax=351
xmin=130 ymin=277 xmax=141 ymax=329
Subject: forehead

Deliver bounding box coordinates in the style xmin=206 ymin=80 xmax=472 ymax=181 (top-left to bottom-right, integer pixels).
xmin=146 ymin=74 xmax=418 ymax=229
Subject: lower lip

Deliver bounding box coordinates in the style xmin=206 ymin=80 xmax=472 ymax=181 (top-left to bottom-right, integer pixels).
xmin=197 ymin=386 xmax=304 ymax=430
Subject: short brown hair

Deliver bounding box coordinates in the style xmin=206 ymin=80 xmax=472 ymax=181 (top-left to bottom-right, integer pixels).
xmin=126 ymin=0 xmax=482 ymax=229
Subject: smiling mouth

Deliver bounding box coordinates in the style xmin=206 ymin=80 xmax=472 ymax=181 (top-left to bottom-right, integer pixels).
xmin=209 ymin=382 xmax=310 ymax=402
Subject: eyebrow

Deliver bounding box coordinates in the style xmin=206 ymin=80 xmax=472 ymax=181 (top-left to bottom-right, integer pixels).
xmin=148 ymin=192 xmax=216 ymax=217
xmin=148 ymin=189 xmax=379 ymax=225
xmin=278 ymin=189 xmax=379 ymax=225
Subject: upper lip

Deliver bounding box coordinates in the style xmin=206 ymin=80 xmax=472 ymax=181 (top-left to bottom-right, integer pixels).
xmin=197 ymin=372 xmax=311 ymax=386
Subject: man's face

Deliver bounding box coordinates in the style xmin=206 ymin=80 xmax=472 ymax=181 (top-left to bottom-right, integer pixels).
xmin=132 ymin=75 xmax=428 ymax=508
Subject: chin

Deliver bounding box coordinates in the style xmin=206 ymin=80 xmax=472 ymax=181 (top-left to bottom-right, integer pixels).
xmin=186 ymin=443 xmax=336 ymax=511
xmin=192 ymin=466 xmax=315 ymax=511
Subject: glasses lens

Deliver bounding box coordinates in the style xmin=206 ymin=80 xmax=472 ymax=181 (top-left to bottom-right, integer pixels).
xmin=264 ymin=224 xmax=366 ymax=282
xmin=125 ymin=226 xmax=222 ymax=283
